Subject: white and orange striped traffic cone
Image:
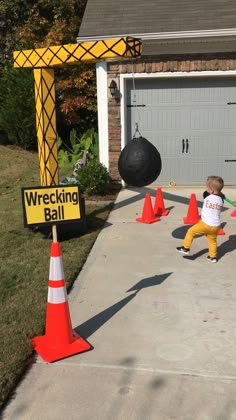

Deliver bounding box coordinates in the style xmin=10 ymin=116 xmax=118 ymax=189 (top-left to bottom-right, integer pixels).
xmin=32 ymin=241 xmax=91 ymax=362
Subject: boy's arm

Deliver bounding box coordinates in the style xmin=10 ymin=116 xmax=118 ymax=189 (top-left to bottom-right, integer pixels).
xmin=225 ymin=196 xmax=236 ymax=207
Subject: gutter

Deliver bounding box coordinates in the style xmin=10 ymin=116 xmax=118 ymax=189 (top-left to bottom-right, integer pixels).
xmin=77 ymin=28 xmax=236 ymax=43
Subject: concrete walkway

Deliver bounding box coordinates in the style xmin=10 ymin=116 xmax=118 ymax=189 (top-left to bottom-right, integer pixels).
xmin=2 ymin=187 xmax=236 ymax=420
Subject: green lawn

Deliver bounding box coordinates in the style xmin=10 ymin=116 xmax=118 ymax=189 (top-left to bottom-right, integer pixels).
xmin=0 ymin=145 xmax=115 ymax=411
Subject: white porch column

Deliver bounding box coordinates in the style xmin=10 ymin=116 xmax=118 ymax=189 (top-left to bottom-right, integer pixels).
xmin=96 ymin=62 xmax=109 ymax=169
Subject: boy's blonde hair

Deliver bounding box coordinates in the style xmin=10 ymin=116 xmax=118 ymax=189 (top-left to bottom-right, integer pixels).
xmin=207 ymin=175 xmax=224 ymax=193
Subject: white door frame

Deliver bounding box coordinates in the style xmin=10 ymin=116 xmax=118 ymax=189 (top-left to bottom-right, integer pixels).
xmin=96 ymin=62 xmax=109 ymax=168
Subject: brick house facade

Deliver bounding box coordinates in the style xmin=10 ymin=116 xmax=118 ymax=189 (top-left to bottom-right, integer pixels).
xmin=78 ymin=0 xmax=236 ymax=185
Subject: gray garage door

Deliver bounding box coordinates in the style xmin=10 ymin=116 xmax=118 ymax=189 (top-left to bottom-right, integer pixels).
xmin=126 ymin=77 xmax=236 ymax=185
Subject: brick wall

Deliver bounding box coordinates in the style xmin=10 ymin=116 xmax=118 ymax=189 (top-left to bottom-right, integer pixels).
xmin=107 ymin=52 xmax=236 ymax=180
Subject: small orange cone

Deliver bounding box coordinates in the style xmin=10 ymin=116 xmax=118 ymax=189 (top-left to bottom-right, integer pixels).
xmin=230 ymin=202 xmax=236 ymax=217
xmin=217 ymin=226 xmax=225 ymax=235
xmin=136 ymin=193 xmax=160 ymax=224
xmin=154 ymin=187 xmax=169 ymax=216
xmin=32 ymin=242 xmax=91 ymax=362
xmin=183 ymin=193 xmax=200 ymax=224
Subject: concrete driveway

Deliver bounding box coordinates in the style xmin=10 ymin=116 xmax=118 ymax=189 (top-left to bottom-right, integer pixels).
xmin=2 ymin=186 xmax=236 ymax=420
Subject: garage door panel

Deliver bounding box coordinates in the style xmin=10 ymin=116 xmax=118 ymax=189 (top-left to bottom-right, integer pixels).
xmin=190 ymin=108 xmax=236 ymax=130
xmin=150 ymin=110 xmax=184 ymax=130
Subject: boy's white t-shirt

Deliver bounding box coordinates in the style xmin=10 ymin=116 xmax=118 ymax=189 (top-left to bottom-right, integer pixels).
xmin=201 ymin=194 xmax=223 ymax=227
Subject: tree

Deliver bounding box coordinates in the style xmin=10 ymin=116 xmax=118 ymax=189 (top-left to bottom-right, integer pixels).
xmin=17 ymin=0 xmax=87 ymax=48
xmin=0 ymin=68 xmax=36 ymax=149
xmin=0 ymin=0 xmax=35 ymax=69
xmin=56 ymin=65 xmax=97 ymax=137
xmin=0 ymin=0 xmax=97 ymax=148
xmin=18 ymin=0 xmax=97 ymax=135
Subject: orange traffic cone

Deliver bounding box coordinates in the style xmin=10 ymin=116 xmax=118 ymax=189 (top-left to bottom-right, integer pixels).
xmin=154 ymin=187 xmax=169 ymax=216
xmin=217 ymin=226 xmax=225 ymax=235
xmin=136 ymin=193 xmax=160 ymax=224
xmin=183 ymin=194 xmax=200 ymax=224
xmin=230 ymin=202 xmax=236 ymax=217
xmin=32 ymin=242 xmax=91 ymax=362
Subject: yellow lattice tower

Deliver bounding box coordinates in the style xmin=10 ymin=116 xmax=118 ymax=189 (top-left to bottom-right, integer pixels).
xmin=34 ymin=68 xmax=57 ymax=185
xmin=13 ymin=37 xmax=142 ymax=186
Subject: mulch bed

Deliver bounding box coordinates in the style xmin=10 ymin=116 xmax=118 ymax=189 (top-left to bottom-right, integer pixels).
xmin=84 ymin=183 xmax=121 ymax=202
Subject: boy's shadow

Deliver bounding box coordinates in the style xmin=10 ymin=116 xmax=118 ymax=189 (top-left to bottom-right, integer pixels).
xmin=183 ymin=248 xmax=208 ymax=260
xmin=182 ymin=234 xmax=236 ymax=261
xmin=217 ymin=234 xmax=236 ymax=260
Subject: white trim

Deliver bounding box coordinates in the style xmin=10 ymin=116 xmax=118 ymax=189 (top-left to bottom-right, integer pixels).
xmin=120 ymin=76 xmax=126 ymax=152
xmin=135 ymin=29 xmax=236 ymax=40
xmin=77 ymin=28 xmax=236 ymax=43
xmin=120 ymin=77 xmax=127 ymax=187
xmin=121 ymin=70 xmax=236 ymax=80
xmin=96 ymin=63 xmax=109 ymax=169
xmin=48 ymin=287 xmax=67 ymax=304
xmin=120 ymin=70 xmax=236 ymax=151
xmin=49 ymin=256 xmax=64 ymax=280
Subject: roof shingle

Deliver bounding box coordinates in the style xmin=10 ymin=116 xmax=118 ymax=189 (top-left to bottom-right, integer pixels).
xmin=78 ymin=0 xmax=236 ymax=38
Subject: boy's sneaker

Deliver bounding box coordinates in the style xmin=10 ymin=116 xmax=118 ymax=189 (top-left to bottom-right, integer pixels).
xmin=176 ymin=246 xmax=190 ymax=255
xmin=207 ymin=256 xmax=217 ymax=263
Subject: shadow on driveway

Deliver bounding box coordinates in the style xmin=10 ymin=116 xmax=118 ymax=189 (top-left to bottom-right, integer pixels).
xmin=75 ymin=273 xmax=172 ymax=340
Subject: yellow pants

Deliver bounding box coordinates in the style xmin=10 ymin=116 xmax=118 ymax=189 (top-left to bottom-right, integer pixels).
xmin=183 ymin=220 xmax=220 ymax=258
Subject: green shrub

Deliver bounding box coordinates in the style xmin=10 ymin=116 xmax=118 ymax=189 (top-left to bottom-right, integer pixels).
xmin=57 ymin=128 xmax=99 ymax=168
xmin=76 ymin=159 xmax=111 ymax=195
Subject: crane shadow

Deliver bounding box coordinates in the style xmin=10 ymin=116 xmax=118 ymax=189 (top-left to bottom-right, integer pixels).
xmin=126 ymin=272 xmax=172 ymax=292
xmin=114 ymin=186 xmax=203 ymax=211
xmin=75 ymin=292 xmax=137 ymax=339
xmin=75 ymin=273 xmax=172 ymax=340
xmin=115 ymin=186 xmax=229 ymax=214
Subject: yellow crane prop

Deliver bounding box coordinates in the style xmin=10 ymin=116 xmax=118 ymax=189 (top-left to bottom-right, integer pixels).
xmin=13 ymin=37 xmax=142 ymax=186
xmin=13 ymin=37 xmax=142 ymax=362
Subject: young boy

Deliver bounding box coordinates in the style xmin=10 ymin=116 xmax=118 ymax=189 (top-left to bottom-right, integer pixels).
xmin=176 ymin=176 xmax=225 ymax=263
